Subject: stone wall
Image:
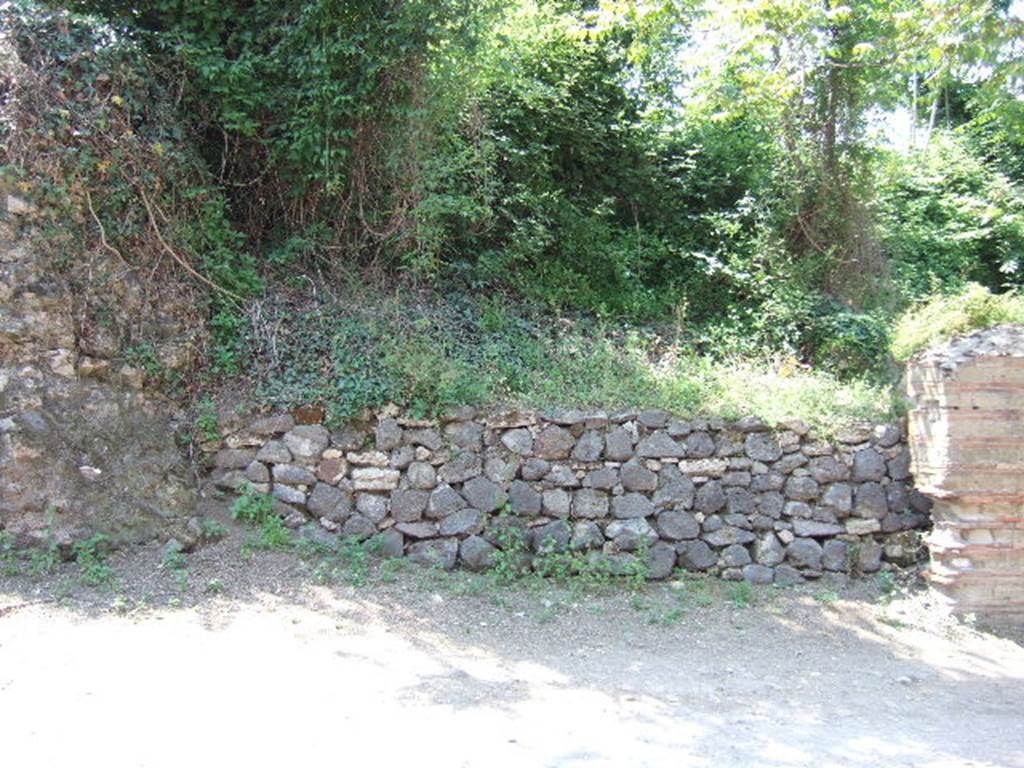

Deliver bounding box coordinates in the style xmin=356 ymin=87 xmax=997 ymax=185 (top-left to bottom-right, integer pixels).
xmin=0 ymin=190 xmax=931 ymax=575
xmin=210 ymin=407 xmax=931 ymax=584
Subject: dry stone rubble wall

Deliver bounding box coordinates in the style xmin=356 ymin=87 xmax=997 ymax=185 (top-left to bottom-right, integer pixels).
xmin=211 ymin=407 xmax=930 ymax=583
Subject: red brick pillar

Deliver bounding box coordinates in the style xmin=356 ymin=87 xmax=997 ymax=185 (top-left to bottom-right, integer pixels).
xmin=907 ymin=325 xmax=1024 ymax=623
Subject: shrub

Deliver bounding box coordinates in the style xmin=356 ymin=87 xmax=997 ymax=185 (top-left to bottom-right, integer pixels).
xmin=875 ymin=133 xmax=1024 ymax=298
xmin=805 ymin=303 xmax=891 ymax=379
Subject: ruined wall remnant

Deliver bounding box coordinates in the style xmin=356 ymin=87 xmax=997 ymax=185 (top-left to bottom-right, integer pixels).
xmin=0 ymin=208 xmax=198 ymax=549
xmin=907 ymin=324 xmax=1024 ymax=622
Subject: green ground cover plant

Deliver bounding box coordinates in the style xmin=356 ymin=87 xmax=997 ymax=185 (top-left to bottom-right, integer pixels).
xmin=232 ymin=286 xmax=897 ymax=433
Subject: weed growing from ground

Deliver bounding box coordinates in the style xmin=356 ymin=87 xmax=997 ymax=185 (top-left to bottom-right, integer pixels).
xmin=337 ymin=536 xmax=381 ymax=587
xmin=452 ymin=511 xmax=661 ymax=623
xmin=161 ymin=549 xmax=190 ymax=593
xmin=254 ymin=516 xmax=293 ymax=550
xmin=876 ymin=570 xmax=898 ymax=604
xmin=161 ymin=550 xmax=188 ymax=572
xmin=0 ymin=528 xmax=64 ymax=578
xmin=199 ymin=518 xmax=228 ymax=540
xmin=639 ymin=579 xmax=693 ymax=625
xmin=73 ymin=534 xmax=114 ymax=588
xmin=671 ymin=573 xmax=714 ymax=607
xmin=442 ymin=571 xmax=490 ymax=598
xmin=231 ymin=485 xmax=275 ymax=524
xmin=648 ymin=604 xmax=687 ymax=626
xmin=728 ymin=581 xmax=754 ymax=608
xmin=625 ymin=543 xmax=652 ymax=590
xmin=536 ymin=600 xmax=561 ymax=624
xmin=630 ymin=593 xmax=652 ymax=612
xmin=232 ymin=484 xmax=293 ymax=551
xmin=0 ymin=531 xmax=18 ymax=576
xmin=111 ymin=595 xmax=131 ymax=614
xmin=29 ymin=536 xmax=61 ymax=576
xmin=54 ymin=579 xmax=74 ymax=600
xmin=490 ymin=516 xmax=531 ymax=586
xmin=378 ymin=556 xmax=407 ymax=583
xmin=298 ymin=534 xmax=387 ymax=587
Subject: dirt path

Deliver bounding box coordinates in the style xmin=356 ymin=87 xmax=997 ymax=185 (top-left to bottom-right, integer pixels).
xmin=1 ymin=538 xmax=1022 ymax=768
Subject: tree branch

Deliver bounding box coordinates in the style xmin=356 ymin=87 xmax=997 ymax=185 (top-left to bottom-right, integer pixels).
xmin=138 ymin=187 xmax=244 ymax=305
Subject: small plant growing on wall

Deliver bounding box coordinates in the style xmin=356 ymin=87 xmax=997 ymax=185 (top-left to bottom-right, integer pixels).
xmin=195 ymin=397 xmax=221 ymax=444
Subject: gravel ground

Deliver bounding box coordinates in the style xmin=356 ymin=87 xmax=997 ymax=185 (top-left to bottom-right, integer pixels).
xmin=1 ymin=528 xmax=1022 ymax=768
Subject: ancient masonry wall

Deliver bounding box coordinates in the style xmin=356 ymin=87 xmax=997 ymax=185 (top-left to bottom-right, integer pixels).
xmin=907 ymin=324 xmax=1024 ymax=619
xmin=209 ymin=408 xmax=931 ymax=584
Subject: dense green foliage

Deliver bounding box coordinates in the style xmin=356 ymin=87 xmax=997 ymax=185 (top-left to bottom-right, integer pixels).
xmin=3 ymin=0 xmax=1023 ymax=417
xmin=876 ymin=135 xmax=1024 ymax=298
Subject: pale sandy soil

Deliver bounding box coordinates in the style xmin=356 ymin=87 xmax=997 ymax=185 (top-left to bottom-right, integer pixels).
xmin=1 ymin=533 xmax=1022 ymax=768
